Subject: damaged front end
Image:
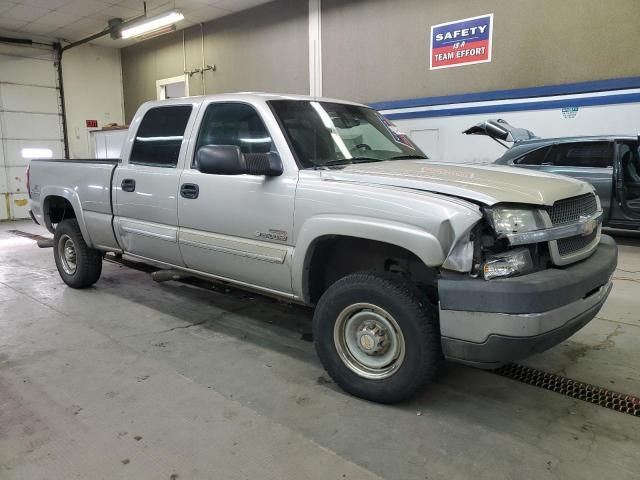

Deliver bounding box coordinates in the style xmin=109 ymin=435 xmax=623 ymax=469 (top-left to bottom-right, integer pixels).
xmin=436 ymin=194 xmax=616 ymax=369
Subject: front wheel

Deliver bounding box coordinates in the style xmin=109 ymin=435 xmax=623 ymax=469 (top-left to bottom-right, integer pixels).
xmin=313 ymin=272 xmax=441 ymax=403
xmin=53 ymin=219 xmax=102 ymax=288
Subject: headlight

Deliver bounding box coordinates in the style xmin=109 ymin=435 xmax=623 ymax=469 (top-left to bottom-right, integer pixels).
xmin=482 ymin=248 xmax=533 ymax=280
xmin=484 ymin=207 xmax=546 ymax=236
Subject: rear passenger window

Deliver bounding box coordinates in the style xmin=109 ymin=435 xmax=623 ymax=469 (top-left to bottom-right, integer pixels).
xmin=549 ymin=142 xmax=613 ymax=168
xmin=130 ymin=106 xmax=192 ymax=167
xmin=514 ymin=146 xmax=551 ymax=165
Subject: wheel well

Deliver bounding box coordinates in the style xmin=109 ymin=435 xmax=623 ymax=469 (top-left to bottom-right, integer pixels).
xmin=305 ymin=236 xmax=438 ymax=304
xmin=43 ymin=196 xmax=76 ymax=227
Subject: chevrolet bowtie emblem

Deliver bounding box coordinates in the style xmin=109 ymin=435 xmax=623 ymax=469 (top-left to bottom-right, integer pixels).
xmin=580 ymin=216 xmax=597 ymax=236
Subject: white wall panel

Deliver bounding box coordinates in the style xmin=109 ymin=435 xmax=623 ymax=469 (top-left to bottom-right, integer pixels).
xmin=0 ymin=84 xmax=60 ymax=114
xmin=0 ymin=118 xmax=4 ymax=167
xmin=0 ymin=166 xmax=7 ymax=193
xmin=3 ymin=139 xmax=63 ymax=166
xmin=0 ymin=50 xmax=62 ymax=220
xmin=393 ymin=101 xmax=640 ymax=164
xmin=7 ymin=166 xmax=28 ymax=195
xmin=9 ymin=193 xmax=30 ymax=219
xmin=63 ymin=44 xmax=125 ymax=159
xmin=2 ymin=112 xmax=62 ymax=140
xmin=0 ymin=53 xmax=56 ymax=87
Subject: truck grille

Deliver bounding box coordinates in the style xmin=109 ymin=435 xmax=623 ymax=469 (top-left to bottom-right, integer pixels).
xmin=547 ymin=193 xmax=600 ymax=265
xmin=557 ymin=229 xmax=599 ymax=256
xmin=547 ymin=193 xmax=598 ymax=226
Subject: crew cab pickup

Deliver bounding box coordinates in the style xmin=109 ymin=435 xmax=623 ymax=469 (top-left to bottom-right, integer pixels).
xmin=28 ymin=93 xmax=617 ymax=403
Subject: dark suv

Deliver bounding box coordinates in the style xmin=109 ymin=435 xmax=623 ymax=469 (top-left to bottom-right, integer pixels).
xmin=464 ymin=119 xmax=640 ymax=230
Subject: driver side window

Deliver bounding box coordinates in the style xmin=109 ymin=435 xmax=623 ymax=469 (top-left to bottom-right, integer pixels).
xmin=193 ymin=103 xmax=275 ymax=166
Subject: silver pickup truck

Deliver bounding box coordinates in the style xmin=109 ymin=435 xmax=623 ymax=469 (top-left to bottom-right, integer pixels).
xmin=28 ymin=93 xmax=617 ymax=403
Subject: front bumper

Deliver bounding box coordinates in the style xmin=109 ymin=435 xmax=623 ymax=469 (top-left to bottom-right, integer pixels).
xmin=438 ymin=235 xmax=617 ymax=369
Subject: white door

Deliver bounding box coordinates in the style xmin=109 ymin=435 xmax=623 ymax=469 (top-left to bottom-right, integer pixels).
xmin=410 ymin=128 xmax=440 ymax=160
xmin=0 ymin=48 xmax=64 ymax=220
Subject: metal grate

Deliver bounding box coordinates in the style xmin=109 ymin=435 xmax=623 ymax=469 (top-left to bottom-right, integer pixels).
xmin=557 ymin=229 xmax=598 ymax=256
xmin=496 ymin=363 xmax=640 ymax=417
xmin=548 ymin=194 xmax=598 ymax=226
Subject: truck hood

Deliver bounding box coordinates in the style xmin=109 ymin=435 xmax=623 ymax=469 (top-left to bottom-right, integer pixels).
xmin=320 ymin=160 xmax=592 ymax=206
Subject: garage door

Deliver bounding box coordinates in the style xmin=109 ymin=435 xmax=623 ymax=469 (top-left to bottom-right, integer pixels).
xmin=0 ymin=48 xmax=64 ymax=220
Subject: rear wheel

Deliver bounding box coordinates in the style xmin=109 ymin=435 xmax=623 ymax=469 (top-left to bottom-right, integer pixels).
xmin=53 ymin=219 xmax=102 ymax=288
xmin=313 ymin=272 xmax=441 ymax=403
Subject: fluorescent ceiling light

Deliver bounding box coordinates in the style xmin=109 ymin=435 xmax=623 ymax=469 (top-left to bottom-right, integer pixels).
xmin=121 ymin=10 xmax=184 ymax=39
xmin=22 ymin=148 xmax=52 ymax=159
xmin=136 ymin=24 xmax=176 ymax=41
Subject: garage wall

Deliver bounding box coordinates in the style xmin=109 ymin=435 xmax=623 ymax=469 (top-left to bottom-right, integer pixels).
xmin=62 ymin=44 xmax=125 ymax=159
xmin=121 ymin=29 xmax=185 ymax=119
xmin=121 ymin=0 xmax=309 ymax=122
xmin=0 ymin=44 xmax=63 ymax=220
xmin=321 ymin=0 xmax=640 ymax=104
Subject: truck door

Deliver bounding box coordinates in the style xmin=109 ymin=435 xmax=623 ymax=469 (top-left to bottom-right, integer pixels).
xmin=113 ymin=104 xmax=196 ymax=265
xmin=177 ymin=101 xmax=296 ymax=294
xmin=613 ymin=140 xmax=640 ymax=222
xmin=540 ymin=141 xmax=614 ymax=216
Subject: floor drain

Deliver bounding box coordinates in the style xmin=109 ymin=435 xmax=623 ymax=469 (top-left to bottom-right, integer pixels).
xmin=496 ymin=363 xmax=640 ymax=417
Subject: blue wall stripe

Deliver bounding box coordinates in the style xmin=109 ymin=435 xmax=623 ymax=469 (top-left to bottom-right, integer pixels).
xmin=382 ymin=92 xmax=640 ymax=120
xmin=370 ymin=76 xmax=640 ymax=111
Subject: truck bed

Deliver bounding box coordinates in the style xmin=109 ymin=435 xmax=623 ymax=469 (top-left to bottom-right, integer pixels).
xmin=29 ymin=158 xmax=121 ymax=251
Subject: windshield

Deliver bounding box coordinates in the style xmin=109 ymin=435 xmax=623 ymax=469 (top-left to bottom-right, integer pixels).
xmin=268 ymin=100 xmax=426 ymax=168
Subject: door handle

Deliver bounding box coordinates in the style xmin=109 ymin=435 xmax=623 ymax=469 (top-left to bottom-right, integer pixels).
xmin=121 ymin=178 xmax=136 ymax=192
xmin=180 ymin=183 xmax=199 ymax=199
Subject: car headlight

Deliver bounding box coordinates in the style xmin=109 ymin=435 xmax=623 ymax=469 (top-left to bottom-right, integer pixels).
xmin=482 ymin=248 xmax=534 ymax=280
xmin=484 ymin=206 xmax=546 ymax=236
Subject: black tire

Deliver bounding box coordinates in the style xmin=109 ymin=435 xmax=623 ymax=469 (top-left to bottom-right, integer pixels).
xmin=313 ymin=272 xmax=441 ymax=403
xmin=53 ymin=219 xmax=102 ymax=289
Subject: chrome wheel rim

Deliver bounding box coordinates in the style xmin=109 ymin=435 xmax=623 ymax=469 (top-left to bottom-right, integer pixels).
xmin=333 ymin=303 xmax=405 ymax=379
xmin=58 ymin=234 xmax=77 ymax=275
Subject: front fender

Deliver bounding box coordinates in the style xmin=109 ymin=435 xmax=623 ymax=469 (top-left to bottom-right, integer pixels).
xmin=292 ymin=214 xmax=448 ymax=300
xmin=41 ymin=186 xmax=94 ymax=248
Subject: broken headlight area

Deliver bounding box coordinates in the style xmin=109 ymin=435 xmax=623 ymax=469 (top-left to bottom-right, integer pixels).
xmin=484 ymin=206 xmax=546 ymax=237
xmin=482 ymin=248 xmax=533 ymax=280
xmin=472 ymin=209 xmax=550 ymax=280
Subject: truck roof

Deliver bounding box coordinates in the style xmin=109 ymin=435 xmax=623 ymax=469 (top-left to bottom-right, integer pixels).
xmin=141 ymin=92 xmax=368 ymax=109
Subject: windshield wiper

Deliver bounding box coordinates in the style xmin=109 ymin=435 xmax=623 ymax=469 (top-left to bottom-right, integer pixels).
xmin=324 ymin=157 xmax=386 ymax=166
xmin=388 ymin=155 xmax=428 ymax=160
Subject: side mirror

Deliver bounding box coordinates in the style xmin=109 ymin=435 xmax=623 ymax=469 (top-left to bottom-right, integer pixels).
xmin=196 ymin=145 xmax=283 ymax=176
xmin=196 ymin=145 xmax=245 ymax=175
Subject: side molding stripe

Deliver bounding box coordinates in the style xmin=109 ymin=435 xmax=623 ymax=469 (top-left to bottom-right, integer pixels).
xmin=118 ymin=218 xmax=178 ymax=242
xmin=179 ymin=229 xmax=287 ymax=264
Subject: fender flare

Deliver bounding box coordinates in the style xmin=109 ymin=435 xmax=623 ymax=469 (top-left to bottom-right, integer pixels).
xmin=291 ymin=215 xmax=447 ymax=301
xmin=41 ymin=186 xmax=95 ymax=248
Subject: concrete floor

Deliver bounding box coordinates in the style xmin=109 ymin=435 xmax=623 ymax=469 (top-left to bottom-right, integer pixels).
xmin=1 ymin=219 xmax=639 ymax=480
